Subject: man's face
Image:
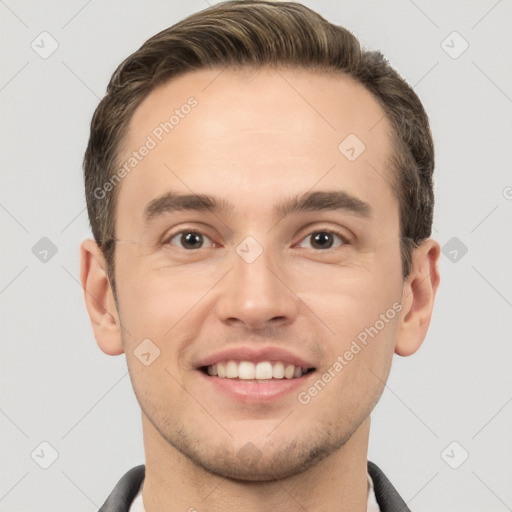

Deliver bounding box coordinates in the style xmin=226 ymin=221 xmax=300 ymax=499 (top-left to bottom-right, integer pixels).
xmin=113 ymin=67 xmax=404 ymax=480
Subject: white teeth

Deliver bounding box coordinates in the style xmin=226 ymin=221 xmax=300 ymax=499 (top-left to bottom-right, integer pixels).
xmin=272 ymin=362 xmax=285 ymax=379
xmin=206 ymin=360 xmax=309 ymax=380
xmin=226 ymin=360 xmax=238 ymax=378
xmin=284 ymin=364 xmax=295 ymax=379
xmin=239 ymin=361 xmax=255 ymax=380
xmin=255 ymin=361 xmax=273 ymax=380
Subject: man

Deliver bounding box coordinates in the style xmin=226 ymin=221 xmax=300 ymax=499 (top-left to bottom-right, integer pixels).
xmin=80 ymin=1 xmax=440 ymax=510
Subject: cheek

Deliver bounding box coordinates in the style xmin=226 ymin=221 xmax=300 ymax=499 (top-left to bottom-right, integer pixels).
xmin=114 ymin=248 xmax=222 ymax=337
xmin=293 ymin=262 xmax=403 ymax=342
xmin=289 ymin=257 xmax=403 ymax=397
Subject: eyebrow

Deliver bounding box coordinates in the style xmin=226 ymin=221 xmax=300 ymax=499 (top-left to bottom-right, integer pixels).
xmin=143 ymin=190 xmax=371 ymax=225
xmin=274 ymin=190 xmax=371 ymax=219
xmin=144 ymin=192 xmax=233 ymax=224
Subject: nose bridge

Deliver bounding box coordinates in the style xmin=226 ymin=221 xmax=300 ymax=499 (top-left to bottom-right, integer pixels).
xmin=236 ymin=245 xmax=278 ymax=297
xmin=215 ymin=237 xmax=298 ymax=328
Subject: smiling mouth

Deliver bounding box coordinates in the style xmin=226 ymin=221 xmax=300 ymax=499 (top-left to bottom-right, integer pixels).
xmin=201 ymin=360 xmax=316 ymax=381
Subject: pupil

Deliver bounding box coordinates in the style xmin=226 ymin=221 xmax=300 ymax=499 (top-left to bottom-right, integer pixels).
xmin=311 ymin=232 xmax=333 ymax=249
xmin=182 ymin=232 xmax=203 ymax=249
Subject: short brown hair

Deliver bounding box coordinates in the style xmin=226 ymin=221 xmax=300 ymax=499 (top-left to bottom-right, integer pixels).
xmin=84 ymin=0 xmax=434 ymax=291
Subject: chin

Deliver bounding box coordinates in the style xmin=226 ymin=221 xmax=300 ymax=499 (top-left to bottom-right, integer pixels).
xmin=139 ymin=384 xmax=376 ymax=482
xmin=190 ymin=441 xmax=334 ymax=482
xmin=160 ymin=420 xmax=356 ymax=482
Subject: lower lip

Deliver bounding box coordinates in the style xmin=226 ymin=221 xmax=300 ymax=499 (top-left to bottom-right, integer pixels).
xmin=198 ymin=370 xmax=314 ymax=403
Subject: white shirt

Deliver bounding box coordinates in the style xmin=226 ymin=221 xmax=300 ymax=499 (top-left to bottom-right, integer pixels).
xmin=129 ymin=473 xmax=381 ymax=511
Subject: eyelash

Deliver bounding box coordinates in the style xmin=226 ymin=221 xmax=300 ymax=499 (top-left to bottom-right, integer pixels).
xmin=163 ymin=227 xmax=350 ymax=250
xmin=165 ymin=230 xmax=217 ymax=250
xmin=296 ymin=229 xmax=348 ymax=249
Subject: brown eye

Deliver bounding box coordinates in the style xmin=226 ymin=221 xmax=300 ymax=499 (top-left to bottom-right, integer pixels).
xmin=168 ymin=231 xmax=211 ymax=250
xmin=298 ymin=231 xmax=345 ymax=250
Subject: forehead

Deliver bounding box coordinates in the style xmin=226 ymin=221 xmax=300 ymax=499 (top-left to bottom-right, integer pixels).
xmin=128 ymin=66 xmax=391 ymax=152
xmin=117 ymin=67 xmax=395 ymax=231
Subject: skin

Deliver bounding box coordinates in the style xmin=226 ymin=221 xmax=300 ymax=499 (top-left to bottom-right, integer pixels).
xmin=81 ymin=67 xmax=440 ymax=511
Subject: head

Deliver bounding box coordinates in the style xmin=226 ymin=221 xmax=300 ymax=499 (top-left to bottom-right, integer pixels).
xmin=81 ymin=0 xmax=439 ymax=482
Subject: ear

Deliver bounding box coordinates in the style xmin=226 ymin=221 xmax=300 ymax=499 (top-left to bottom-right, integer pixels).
xmin=395 ymin=238 xmax=440 ymax=357
xmin=80 ymin=238 xmax=124 ymax=355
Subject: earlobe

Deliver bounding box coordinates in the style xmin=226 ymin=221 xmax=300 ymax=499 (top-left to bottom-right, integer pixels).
xmin=395 ymin=238 xmax=440 ymax=357
xmin=80 ymin=239 xmax=124 ymax=356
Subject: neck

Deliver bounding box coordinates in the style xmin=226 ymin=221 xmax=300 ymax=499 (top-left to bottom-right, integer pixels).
xmin=141 ymin=415 xmax=370 ymax=512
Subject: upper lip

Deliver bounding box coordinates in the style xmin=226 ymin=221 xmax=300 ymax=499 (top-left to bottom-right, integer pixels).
xmin=195 ymin=346 xmax=316 ymax=369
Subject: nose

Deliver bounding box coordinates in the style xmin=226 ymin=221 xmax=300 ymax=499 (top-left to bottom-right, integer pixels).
xmin=215 ymin=246 xmax=299 ymax=330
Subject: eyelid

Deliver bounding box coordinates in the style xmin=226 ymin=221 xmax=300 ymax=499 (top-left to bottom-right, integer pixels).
xmin=161 ymin=225 xmax=221 ymax=248
xmin=168 ymin=232 xmax=214 ymax=249
xmin=293 ymin=224 xmax=353 ymax=247
xmin=158 ymin=223 xmax=352 ymax=250
xmin=296 ymin=231 xmax=346 ymax=250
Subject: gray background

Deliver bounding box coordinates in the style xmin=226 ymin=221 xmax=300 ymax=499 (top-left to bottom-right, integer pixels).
xmin=1 ymin=0 xmax=511 ymax=510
